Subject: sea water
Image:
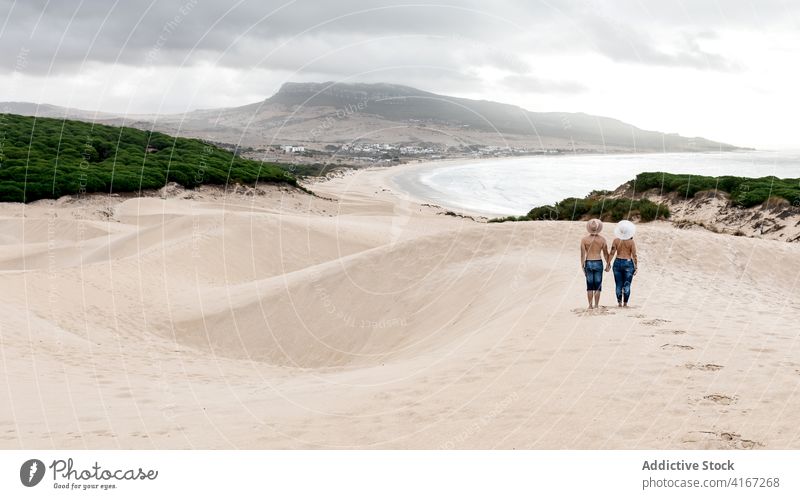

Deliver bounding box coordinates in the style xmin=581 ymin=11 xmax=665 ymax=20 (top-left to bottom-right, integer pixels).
xmin=389 ymin=151 xmax=800 ymax=216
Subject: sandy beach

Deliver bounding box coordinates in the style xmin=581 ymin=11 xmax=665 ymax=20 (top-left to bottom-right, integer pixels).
xmin=1 ymin=165 xmax=799 ymax=450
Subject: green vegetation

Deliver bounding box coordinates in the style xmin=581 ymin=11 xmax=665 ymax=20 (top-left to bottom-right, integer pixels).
xmin=489 ymin=194 xmax=669 ymax=222
xmin=489 ymin=196 xmax=669 ymax=223
xmin=280 ymin=162 xmax=343 ymax=177
xmin=490 ymin=171 xmax=800 ymax=224
xmin=0 ymin=113 xmax=296 ymax=203
xmin=525 ymin=197 xmax=669 ymax=222
xmin=488 ymin=215 xmax=532 ymax=223
xmin=634 ymin=171 xmax=800 ymax=208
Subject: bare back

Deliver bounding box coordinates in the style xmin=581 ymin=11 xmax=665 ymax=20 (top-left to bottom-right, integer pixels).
xmin=612 ymin=238 xmax=636 ymax=260
xmin=581 ymin=234 xmax=607 ymax=260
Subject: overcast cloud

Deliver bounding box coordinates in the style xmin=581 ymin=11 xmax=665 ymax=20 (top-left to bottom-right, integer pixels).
xmin=1 ymin=0 xmax=799 ymax=147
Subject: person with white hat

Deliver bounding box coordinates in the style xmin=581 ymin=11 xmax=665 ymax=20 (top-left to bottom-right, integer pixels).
xmin=606 ymin=220 xmax=638 ymax=307
xmin=580 ymin=218 xmax=610 ymax=310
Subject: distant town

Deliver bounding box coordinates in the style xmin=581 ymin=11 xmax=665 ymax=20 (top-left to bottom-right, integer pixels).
xmin=211 ymin=140 xmax=573 ymax=175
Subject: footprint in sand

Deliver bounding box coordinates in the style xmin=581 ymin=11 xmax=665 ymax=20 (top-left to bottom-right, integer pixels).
xmin=685 ymin=363 xmax=724 ymax=372
xmin=570 ymin=307 xmax=616 ymax=316
xmin=661 ymin=344 xmax=694 ymax=350
xmin=683 ymin=431 xmax=763 ymax=449
xmin=703 ymin=394 xmax=737 ymax=405
xmin=642 ymin=318 xmax=671 ymax=326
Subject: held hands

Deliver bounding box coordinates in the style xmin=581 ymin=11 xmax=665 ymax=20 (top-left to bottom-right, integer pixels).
xmin=604 ymin=265 xmax=611 ymax=272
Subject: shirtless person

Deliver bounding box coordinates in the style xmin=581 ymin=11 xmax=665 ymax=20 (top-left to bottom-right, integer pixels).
xmin=606 ymin=220 xmax=638 ymax=307
xmin=580 ymin=218 xmax=610 ymax=310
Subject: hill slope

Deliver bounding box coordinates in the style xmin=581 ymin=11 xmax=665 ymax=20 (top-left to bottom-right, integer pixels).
xmin=260 ymin=82 xmax=737 ymax=151
xmin=0 ymin=113 xmax=295 ymax=203
xmin=2 ymin=82 xmax=744 ymax=153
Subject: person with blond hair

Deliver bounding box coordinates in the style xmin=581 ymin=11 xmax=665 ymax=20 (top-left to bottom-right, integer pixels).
xmin=580 ymin=218 xmax=610 ymax=310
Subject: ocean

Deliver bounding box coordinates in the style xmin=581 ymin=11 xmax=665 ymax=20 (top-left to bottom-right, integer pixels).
xmin=389 ymin=151 xmax=800 ymax=216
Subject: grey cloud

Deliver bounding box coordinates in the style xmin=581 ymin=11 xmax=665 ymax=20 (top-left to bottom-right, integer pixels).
xmin=0 ymin=0 xmax=796 ymax=79
xmin=501 ymin=74 xmax=587 ymax=94
xmin=576 ymin=13 xmax=739 ymax=71
xmin=219 ymin=33 xmax=531 ymax=79
xmin=598 ymin=0 xmax=799 ymax=28
xmin=0 ymin=0 xmax=541 ymax=74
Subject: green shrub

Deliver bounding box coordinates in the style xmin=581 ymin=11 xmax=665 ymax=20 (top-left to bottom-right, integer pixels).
xmin=0 ymin=113 xmax=297 ymax=202
xmin=0 ymin=184 xmax=25 ymax=203
xmin=488 ymin=215 xmax=531 ymax=223
xmin=637 ymin=199 xmax=670 ymax=221
xmin=634 ymin=172 xmax=800 ymax=208
xmin=507 ymin=170 xmax=799 ymax=225
xmin=525 ymin=195 xmax=669 ymax=223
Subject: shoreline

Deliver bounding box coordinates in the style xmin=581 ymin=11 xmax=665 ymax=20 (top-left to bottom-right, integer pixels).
xmin=312 ymin=149 xmax=799 ymax=220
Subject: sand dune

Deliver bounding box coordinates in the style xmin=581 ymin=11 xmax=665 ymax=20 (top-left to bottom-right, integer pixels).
xmin=1 ymin=169 xmax=799 ymax=449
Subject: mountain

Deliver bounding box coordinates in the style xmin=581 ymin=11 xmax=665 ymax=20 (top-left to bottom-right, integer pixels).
xmin=0 ymin=101 xmax=133 ymax=121
xmin=1 ymin=82 xmax=744 ymax=153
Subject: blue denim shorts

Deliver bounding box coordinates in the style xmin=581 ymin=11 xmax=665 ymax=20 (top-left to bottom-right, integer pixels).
xmin=584 ymin=259 xmax=604 ymax=291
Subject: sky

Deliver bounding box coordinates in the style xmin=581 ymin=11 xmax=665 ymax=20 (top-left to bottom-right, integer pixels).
xmin=1 ymin=0 xmax=799 ymax=149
